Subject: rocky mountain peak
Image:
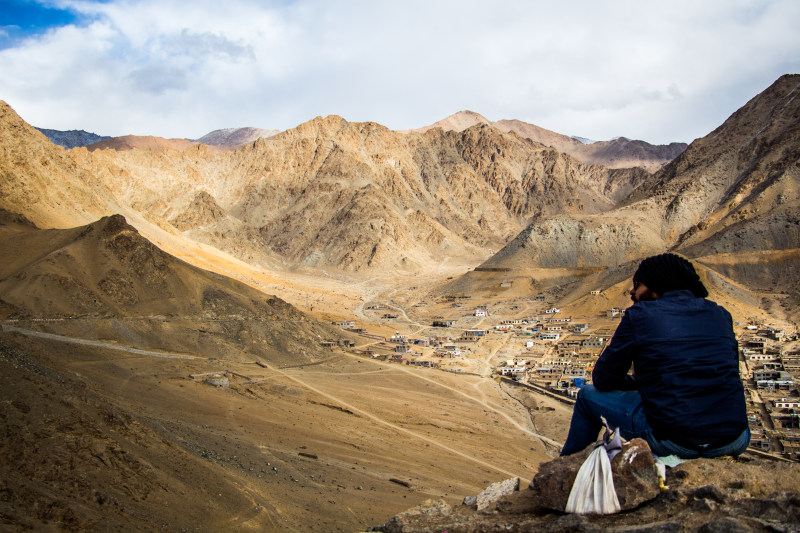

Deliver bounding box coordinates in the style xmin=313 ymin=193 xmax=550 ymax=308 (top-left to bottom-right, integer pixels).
xmin=413 ymin=109 xmax=687 ymax=172
xmin=195 ymin=126 xmax=280 ymax=146
xmin=401 ymin=110 xmax=491 ymax=135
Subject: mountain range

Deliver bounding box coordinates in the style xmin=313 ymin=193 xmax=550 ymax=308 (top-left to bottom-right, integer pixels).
xmin=5 ymin=76 xmax=798 ymax=324
xmin=5 ymin=102 xmax=652 ymax=272
xmin=406 ymin=109 xmax=687 ymax=173
xmin=35 ymin=126 xmax=279 ymax=152
xmin=37 ymin=112 xmax=685 ymax=171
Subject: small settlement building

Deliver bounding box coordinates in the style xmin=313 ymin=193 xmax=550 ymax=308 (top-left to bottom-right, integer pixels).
xmin=390 ymin=332 xmax=409 ymax=344
xmin=474 ymin=305 xmax=490 ymax=317
xmin=499 ymin=359 xmax=528 ymax=378
xmin=459 ymin=329 xmax=487 ymax=342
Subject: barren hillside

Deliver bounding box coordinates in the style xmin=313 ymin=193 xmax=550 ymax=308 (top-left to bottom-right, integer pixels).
xmin=479 ymin=75 xmax=800 ymax=319
xmin=0 ymin=213 xmax=551 ymax=531
xmin=0 ymin=213 xmax=340 ymax=365
xmin=0 ymin=102 xmax=117 ymax=228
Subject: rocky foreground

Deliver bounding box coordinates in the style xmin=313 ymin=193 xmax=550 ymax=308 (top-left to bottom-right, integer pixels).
xmin=369 ymin=453 xmax=800 ymax=533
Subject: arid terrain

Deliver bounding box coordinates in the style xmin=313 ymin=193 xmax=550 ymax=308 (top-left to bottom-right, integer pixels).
xmin=0 ymin=213 xmax=571 ymax=530
xmin=1 ymin=75 xmax=799 ymax=530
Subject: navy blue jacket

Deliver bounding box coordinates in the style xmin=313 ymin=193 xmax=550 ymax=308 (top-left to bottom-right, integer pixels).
xmin=592 ymin=290 xmax=747 ymax=441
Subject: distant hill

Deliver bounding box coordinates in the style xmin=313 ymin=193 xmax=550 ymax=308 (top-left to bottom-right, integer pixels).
xmin=403 ymin=110 xmax=492 ymax=133
xmin=85 ymin=135 xmax=226 ymax=153
xmin=0 ymin=212 xmax=339 ymax=365
xmin=35 ymin=127 xmax=111 ymax=149
xmin=412 ymin=112 xmax=688 ymax=172
xmin=91 ymin=118 xmax=647 ymax=271
xmin=195 ymin=127 xmax=280 ymax=146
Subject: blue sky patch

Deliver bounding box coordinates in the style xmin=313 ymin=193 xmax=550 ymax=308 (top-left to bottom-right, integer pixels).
xmin=0 ymin=0 xmax=89 ymax=48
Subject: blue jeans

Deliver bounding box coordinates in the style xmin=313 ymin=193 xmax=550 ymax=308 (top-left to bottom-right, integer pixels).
xmin=560 ymin=385 xmax=750 ymax=458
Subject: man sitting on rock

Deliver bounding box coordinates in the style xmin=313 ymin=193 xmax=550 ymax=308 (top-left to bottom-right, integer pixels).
xmin=560 ymin=253 xmax=750 ymax=458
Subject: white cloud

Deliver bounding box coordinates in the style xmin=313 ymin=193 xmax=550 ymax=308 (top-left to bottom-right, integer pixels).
xmin=1 ymin=0 xmax=798 ymax=143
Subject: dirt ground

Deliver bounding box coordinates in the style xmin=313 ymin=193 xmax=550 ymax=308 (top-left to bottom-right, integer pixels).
xmin=2 ymin=218 xmax=795 ymax=531
xmin=0 ymin=317 xmax=566 ymax=531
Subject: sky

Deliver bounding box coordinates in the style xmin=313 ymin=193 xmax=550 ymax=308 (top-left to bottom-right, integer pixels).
xmin=0 ymin=0 xmax=799 ymax=144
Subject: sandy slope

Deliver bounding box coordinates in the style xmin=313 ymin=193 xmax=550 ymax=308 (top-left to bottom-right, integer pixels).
xmin=0 ymin=324 xmax=555 ymax=531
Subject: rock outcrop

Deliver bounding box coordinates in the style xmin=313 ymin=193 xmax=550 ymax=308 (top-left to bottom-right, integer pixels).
xmin=531 ymin=439 xmax=659 ymax=513
xmin=370 ymin=455 xmax=800 ymax=533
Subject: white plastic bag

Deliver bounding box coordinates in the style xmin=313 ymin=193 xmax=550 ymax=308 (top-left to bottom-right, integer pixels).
xmin=565 ymin=417 xmax=622 ymax=514
xmin=565 ymin=444 xmax=621 ymax=514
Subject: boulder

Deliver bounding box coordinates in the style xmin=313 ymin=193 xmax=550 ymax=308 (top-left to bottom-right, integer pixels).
xmin=531 ymin=438 xmax=660 ymax=513
xmin=476 ymin=476 xmax=520 ymax=512
xmin=372 ymin=499 xmax=452 ymax=533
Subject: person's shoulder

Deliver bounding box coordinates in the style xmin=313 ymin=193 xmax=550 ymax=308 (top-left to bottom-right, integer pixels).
xmin=624 ymin=300 xmax=655 ymax=320
xmin=633 ymin=291 xmax=705 ymax=314
xmin=673 ymin=294 xmax=734 ymax=324
xmin=699 ymin=297 xmax=733 ymax=318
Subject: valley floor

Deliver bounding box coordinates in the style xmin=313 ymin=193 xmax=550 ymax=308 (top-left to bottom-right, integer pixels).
xmin=0 ymin=313 xmax=563 ymax=531
xmin=2 ymin=221 xmax=797 ymax=530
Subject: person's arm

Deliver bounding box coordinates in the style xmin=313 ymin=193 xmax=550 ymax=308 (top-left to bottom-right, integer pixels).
xmin=591 ymin=311 xmax=638 ymax=391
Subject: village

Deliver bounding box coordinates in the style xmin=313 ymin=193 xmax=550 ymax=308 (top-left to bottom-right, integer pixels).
xmin=326 ymin=293 xmax=800 ymax=462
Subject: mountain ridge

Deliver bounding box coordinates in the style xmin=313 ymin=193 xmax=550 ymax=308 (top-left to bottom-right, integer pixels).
xmin=35 ymin=127 xmax=111 ymax=149
xmin=410 ymin=110 xmax=688 ymax=172
xmin=195 ymin=126 xmax=281 ymax=146
xmin=62 ymin=111 xmax=648 ymax=272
